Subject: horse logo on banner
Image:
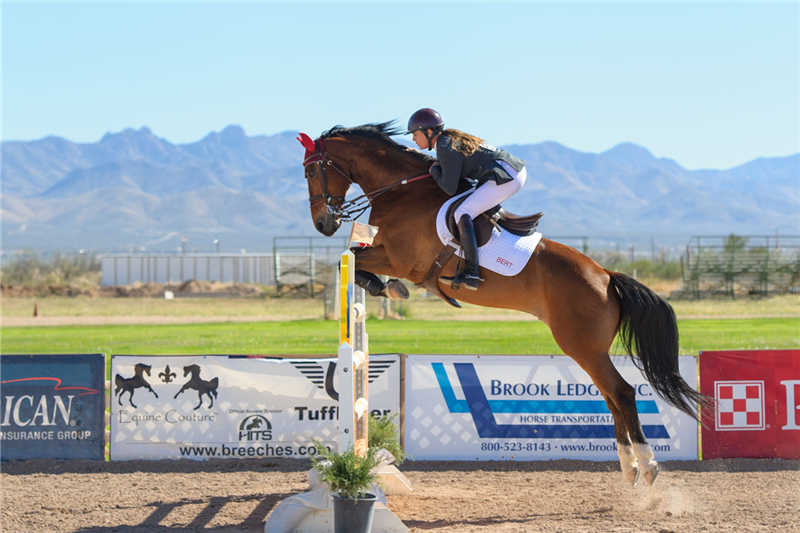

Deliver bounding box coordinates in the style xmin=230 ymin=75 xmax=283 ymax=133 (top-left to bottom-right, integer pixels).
xmin=174 ymin=364 xmax=219 ymax=410
xmin=114 ymin=363 xmax=159 ymax=409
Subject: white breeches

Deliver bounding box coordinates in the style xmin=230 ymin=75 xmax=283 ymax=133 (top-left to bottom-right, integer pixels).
xmin=454 ymin=166 xmax=527 ymax=220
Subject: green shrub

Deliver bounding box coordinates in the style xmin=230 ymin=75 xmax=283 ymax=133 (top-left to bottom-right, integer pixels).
xmin=591 ymin=251 xmax=682 ymax=280
xmin=1 ymin=251 xmax=100 ymax=286
xmin=312 ymin=443 xmax=378 ymax=499
xmin=393 ymin=302 xmax=411 ymax=318
xmin=368 ymin=413 xmax=405 ymax=464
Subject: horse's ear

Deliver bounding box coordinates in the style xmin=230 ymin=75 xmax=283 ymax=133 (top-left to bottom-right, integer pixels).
xmin=297 ymin=132 xmax=317 ymax=155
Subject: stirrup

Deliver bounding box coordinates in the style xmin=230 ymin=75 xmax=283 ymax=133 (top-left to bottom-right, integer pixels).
xmin=439 ymin=271 xmax=483 ymax=291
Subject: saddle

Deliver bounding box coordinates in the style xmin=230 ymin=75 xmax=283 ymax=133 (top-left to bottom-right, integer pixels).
xmin=422 ymin=197 xmax=544 ymax=308
xmin=444 ymin=196 xmax=543 ymax=245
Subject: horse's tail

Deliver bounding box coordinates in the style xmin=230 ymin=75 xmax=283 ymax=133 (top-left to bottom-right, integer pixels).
xmin=609 ymin=272 xmax=706 ymax=421
xmin=210 ymin=377 xmax=219 ymax=397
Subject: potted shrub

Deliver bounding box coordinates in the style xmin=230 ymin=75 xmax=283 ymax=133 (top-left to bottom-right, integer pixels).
xmin=312 ymin=444 xmax=380 ymax=533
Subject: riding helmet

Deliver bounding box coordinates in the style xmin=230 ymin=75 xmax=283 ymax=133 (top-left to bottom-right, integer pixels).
xmin=407 ymin=108 xmax=444 ymax=134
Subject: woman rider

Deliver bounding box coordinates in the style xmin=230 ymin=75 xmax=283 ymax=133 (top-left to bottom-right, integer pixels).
xmin=407 ymin=108 xmax=528 ymax=291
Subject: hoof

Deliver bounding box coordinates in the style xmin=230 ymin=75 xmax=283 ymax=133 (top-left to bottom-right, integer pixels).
xmin=642 ymin=462 xmax=660 ymax=486
xmin=385 ymin=279 xmax=409 ymax=300
xmin=623 ymin=466 xmax=640 ymax=488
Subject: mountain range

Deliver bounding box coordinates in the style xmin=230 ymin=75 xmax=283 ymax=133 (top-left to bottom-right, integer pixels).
xmin=2 ymin=124 xmax=798 ymax=252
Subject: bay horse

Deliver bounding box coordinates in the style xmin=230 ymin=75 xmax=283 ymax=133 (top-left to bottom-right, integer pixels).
xmin=114 ymin=363 xmax=159 ymax=408
xmin=298 ymin=122 xmax=706 ymax=487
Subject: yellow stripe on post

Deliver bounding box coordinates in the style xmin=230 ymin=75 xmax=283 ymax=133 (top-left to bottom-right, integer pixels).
xmin=339 ymin=251 xmax=351 ymax=346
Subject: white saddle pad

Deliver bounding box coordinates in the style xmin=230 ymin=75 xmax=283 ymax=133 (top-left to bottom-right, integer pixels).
xmin=435 ymin=192 xmax=543 ymax=277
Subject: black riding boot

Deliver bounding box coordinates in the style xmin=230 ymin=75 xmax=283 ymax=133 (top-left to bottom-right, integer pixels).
xmin=440 ymin=214 xmax=483 ymax=291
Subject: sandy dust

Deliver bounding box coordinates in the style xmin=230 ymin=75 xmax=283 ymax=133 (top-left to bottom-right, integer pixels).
xmin=2 ymin=458 xmax=798 ymax=532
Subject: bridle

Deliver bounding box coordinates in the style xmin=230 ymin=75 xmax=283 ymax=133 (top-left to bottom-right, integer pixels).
xmin=301 ymin=135 xmax=431 ymax=223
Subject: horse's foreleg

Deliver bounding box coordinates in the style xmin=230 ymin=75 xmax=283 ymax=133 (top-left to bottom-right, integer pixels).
xmin=146 ymin=384 xmax=159 ymax=398
xmin=352 ymin=246 xmax=408 ymax=300
xmin=194 ymin=393 xmax=203 ymax=411
xmin=174 ymin=385 xmax=187 ymax=399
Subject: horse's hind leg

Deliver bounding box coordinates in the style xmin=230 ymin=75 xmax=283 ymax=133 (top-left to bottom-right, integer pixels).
xmin=582 ymin=355 xmax=659 ymax=486
xmin=602 ymin=392 xmax=638 ymax=486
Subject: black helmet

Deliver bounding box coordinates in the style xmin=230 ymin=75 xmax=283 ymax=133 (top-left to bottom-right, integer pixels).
xmin=407 ymin=108 xmax=444 ymax=134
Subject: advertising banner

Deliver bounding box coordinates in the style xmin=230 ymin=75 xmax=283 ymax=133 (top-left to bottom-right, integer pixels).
xmin=110 ymin=354 xmax=400 ymax=460
xmin=405 ymin=355 xmax=698 ymax=461
xmin=1 ymin=354 xmax=105 ymax=460
xmin=700 ymin=350 xmax=800 ymax=459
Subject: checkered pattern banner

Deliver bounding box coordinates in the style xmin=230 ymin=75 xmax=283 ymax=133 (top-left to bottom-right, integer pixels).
xmin=700 ymin=350 xmax=800 ymax=459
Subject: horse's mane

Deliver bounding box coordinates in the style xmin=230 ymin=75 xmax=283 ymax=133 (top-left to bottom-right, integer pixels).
xmin=320 ymin=121 xmax=434 ymax=165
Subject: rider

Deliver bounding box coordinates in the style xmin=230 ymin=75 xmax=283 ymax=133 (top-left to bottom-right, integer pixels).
xmin=407 ymin=107 xmax=527 ymax=290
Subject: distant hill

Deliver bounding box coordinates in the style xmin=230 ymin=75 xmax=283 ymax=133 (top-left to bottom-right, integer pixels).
xmin=2 ymin=125 xmax=798 ymax=252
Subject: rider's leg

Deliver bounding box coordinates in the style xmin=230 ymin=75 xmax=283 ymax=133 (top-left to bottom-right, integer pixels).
xmin=443 ymin=168 xmax=527 ymax=290
xmin=448 ymin=213 xmax=483 ymax=290
xmin=454 ymin=167 xmax=527 ymax=222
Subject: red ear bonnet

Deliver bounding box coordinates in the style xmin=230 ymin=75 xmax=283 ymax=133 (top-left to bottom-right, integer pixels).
xmin=297 ymin=133 xmax=317 ymax=158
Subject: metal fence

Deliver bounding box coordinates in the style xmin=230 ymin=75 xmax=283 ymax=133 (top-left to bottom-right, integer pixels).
xmin=100 ymin=253 xmax=274 ymax=286
xmin=100 ymin=235 xmax=597 ymax=291
xmin=680 ymin=235 xmax=800 ymax=297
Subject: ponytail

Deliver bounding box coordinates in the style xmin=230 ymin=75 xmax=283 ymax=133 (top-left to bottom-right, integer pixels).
xmin=441 ymin=129 xmax=484 ymax=156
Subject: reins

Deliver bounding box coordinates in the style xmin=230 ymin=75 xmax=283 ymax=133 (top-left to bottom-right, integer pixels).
xmin=303 ymin=138 xmax=431 ymax=222
xmin=334 ymin=172 xmax=431 ymax=222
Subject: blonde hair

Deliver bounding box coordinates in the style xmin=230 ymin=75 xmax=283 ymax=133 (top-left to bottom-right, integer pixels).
xmin=442 ymin=129 xmax=484 ymax=156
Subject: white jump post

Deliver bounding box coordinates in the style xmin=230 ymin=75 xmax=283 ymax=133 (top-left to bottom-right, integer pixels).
xmin=337 ymin=249 xmax=370 ymax=457
xmin=265 ymin=245 xmax=408 ymax=533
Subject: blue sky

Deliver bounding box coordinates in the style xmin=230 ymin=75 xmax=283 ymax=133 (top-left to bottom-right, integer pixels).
xmin=2 ymin=1 xmax=797 ymax=169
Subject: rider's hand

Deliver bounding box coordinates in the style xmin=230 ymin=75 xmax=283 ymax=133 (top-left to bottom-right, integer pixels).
xmin=429 ymin=162 xmax=442 ymax=179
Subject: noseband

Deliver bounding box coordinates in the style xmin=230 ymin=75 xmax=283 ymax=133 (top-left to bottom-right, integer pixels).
xmin=302 ymin=137 xmax=432 ymax=223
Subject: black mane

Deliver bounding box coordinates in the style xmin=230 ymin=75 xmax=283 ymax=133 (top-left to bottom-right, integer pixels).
xmin=320 ymin=121 xmax=433 ymax=164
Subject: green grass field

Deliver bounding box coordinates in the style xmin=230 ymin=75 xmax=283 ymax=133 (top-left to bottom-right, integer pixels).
xmin=2 ymin=317 xmax=797 ymax=356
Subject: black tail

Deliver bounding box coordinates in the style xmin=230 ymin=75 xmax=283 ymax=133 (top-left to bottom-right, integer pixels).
xmin=610 ymin=272 xmax=707 ymax=420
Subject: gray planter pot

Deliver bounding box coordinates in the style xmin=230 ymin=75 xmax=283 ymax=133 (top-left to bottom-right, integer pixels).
xmin=332 ymin=492 xmax=377 ymax=533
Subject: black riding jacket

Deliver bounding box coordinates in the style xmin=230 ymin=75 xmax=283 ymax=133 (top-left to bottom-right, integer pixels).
xmin=429 ymin=134 xmax=525 ymax=196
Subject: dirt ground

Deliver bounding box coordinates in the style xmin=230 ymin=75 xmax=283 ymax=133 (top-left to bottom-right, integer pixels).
xmin=2 ymin=458 xmax=798 ymax=533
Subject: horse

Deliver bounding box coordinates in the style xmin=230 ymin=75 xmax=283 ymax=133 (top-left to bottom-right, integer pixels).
xmin=114 ymin=363 xmax=159 ymax=408
xmin=174 ymin=364 xmax=219 ymax=410
xmin=298 ymin=122 xmax=707 ymax=487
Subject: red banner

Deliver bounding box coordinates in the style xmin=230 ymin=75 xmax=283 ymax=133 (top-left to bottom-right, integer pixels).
xmin=700 ymin=350 xmax=800 ymax=459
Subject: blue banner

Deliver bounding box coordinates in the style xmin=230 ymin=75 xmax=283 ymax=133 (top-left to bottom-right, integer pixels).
xmin=1 ymin=354 xmax=105 ymax=460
